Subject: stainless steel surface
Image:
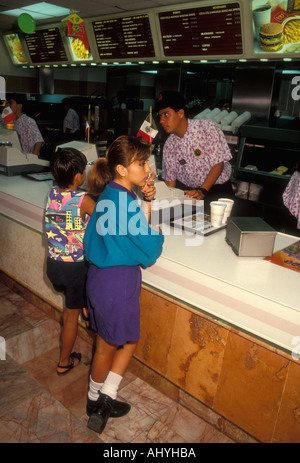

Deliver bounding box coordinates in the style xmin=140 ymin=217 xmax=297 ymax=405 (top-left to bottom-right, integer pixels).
xmin=39 ymin=68 xmax=54 ymax=95
xmin=225 ymin=216 xmax=277 ymax=257
xmin=232 ymin=66 xmax=276 ymax=120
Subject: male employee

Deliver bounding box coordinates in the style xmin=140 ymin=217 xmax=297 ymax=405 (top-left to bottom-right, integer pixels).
xmin=62 ymin=98 xmax=80 ymax=138
xmin=155 ymin=91 xmax=233 ymax=202
xmin=8 ymin=93 xmax=44 ymax=156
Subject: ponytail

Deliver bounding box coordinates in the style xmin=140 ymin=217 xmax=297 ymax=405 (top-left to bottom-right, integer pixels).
xmin=87 ymin=136 xmax=150 ymax=196
xmin=87 ymin=158 xmax=111 ymax=197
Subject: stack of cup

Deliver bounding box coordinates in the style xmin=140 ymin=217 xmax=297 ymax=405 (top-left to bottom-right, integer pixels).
xmin=210 ymin=199 xmax=234 ymax=227
xmin=210 ymin=201 xmax=226 ymax=228
xmin=252 ymin=4 xmax=272 ymax=40
xmin=218 ymin=198 xmax=234 ymax=224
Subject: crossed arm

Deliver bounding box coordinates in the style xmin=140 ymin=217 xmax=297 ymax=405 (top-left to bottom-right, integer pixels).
xmin=165 ymin=161 xmax=224 ymax=200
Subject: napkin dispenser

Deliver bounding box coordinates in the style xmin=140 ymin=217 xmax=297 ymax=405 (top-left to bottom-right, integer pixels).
xmin=225 ymin=217 xmax=277 ymax=257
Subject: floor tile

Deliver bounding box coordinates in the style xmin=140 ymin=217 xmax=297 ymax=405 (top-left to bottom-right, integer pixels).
xmin=0 ymin=281 xmax=235 ymax=444
xmin=0 ymin=354 xmax=44 ymax=416
xmin=23 ymin=348 xmax=90 ymax=409
xmin=1 ymin=390 xmax=101 ymax=443
xmin=6 ymin=319 xmax=61 ymax=364
xmin=0 ymin=312 xmax=33 ymax=340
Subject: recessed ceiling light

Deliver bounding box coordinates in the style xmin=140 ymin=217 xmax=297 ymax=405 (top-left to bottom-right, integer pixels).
xmin=1 ymin=2 xmax=74 ymax=20
xmin=141 ymin=70 xmax=157 ymax=74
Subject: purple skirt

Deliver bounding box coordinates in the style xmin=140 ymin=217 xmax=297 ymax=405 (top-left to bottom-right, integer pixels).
xmin=86 ymin=264 xmax=141 ymax=345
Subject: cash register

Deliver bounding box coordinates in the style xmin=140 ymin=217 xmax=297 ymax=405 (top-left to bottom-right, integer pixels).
xmin=0 ymin=129 xmax=49 ymax=176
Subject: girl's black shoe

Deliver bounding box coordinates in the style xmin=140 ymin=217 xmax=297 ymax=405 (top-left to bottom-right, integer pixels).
xmin=87 ymin=392 xmax=113 ymax=434
xmin=87 ymin=394 xmax=131 ymax=419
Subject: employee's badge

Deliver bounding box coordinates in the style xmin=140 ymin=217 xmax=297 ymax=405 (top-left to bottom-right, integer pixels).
xmin=194 ymin=148 xmax=202 ymax=157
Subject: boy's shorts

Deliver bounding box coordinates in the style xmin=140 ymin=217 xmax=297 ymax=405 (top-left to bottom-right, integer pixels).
xmin=46 ymin=257 xmax=88 ymax=309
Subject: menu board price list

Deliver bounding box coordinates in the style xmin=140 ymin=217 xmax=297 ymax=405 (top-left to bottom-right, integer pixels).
xmin=159 ymin=3 xmax=243 ymax=56
xmin=24 ymin=28 xmax=68 ymax=63
xmin=92 ymin=15 xmax=155 ymax=59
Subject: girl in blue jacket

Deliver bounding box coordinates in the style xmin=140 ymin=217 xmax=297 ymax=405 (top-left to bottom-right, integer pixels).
xmin=84 ymin=136 xmax=164 ymax=434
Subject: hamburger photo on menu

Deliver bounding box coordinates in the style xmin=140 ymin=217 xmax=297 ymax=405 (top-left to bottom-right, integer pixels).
xmin=6 ymin=34 xmax=27 ymax=63
xmin=253 ymin=0 xmax=300 ymax=53
xmin=259 ymin=23 xmax=284 ymax=51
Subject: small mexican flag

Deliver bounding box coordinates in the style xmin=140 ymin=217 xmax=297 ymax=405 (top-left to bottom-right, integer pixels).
xmin=2 ymin=103 xmax=15 ymax=124
xmin=137 ymin=112 xmax=158 ymax=144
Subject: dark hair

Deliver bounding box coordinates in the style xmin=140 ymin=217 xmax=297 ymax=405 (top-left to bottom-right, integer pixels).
xmin=87 ymin=136 xmax=150 ymax=196
xmin=107 ymin=135 xmax=149 ymax=176
xmin=50 ymin=147 xmax=87 ymax=189
xmin=62 ymin=98 xmax=74 ymax=109
xmin=7 ymin=93 xmax=28 ymax=113
xmin=155 ymin=91 xmax=186 ymax=113
xmin=87 ymin=158 xmax=111 ymax=196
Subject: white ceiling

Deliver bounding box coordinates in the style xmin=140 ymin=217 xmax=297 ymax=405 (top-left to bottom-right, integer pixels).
xmin=0 ymin=0 xmax=200 ymax=32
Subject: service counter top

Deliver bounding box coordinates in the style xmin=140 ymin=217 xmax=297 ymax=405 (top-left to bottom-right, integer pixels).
xmin=0 ymin=174 xmax=52 ymax=232
xmin=1 ymin=174 xmax=299 ymax=354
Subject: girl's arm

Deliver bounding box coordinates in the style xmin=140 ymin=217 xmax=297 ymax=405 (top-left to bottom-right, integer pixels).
xmin=80 ymin=194 xmax=96 ymax=220
xmin=140 ymin=171 xmax=156 ymax=200
xmin=140 ymin=171 xmax=156 ymax=224
xmin=142 ymin=200 xmax=152 ymax=224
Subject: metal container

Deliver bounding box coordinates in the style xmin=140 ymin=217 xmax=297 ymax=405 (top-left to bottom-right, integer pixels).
xmin=225 ymin=217 xmax=277 ymax=257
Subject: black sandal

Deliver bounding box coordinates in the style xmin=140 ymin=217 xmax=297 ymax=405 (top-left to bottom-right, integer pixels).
xmin=57 ymin=352 xmax=81 ymax=376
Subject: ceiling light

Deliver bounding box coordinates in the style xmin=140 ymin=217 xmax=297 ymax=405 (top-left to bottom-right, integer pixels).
xmin=282 ymin=70 xmax=300 ymax=74
xmin=1 ymin=2 xmax=74 ymax=20
xmin=141 ymin=70 xmax=157 ymax=74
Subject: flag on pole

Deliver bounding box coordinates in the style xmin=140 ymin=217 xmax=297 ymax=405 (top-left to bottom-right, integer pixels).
xmin=137 ymin=112 xmax=158 ymax=144
xmin=2 ymin=103 xmax=15 ymax=124
xmin=85 ymin=104 xmax=91 ymax=138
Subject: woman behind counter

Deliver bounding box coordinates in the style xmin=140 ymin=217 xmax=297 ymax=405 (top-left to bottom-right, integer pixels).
xmin=8 ymin=93 xmax=44 ymax=156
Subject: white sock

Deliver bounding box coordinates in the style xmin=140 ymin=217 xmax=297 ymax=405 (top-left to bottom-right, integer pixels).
xmin=101 ymin=371 xmax=123 ymax=400
xmin=88 ymin=375 xmax=103 ymax=401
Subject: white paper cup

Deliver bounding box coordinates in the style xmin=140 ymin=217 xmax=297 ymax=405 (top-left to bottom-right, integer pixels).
xmin=218 ymin=198 xmax=234 ymax=224
xmin=253 ymin=4 xmax=271 ymax=28
xmin=210 ymin=201 xmax=226 ymax=228
xmin=253 ymin=4 xmax=272 ymax=39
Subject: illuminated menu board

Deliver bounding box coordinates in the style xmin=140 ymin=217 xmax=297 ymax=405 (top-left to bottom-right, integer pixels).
xmin=24 ymin=27 xmax=68 ymax=63
xmin=159 ymin=3 xmax=243 ymax=56
xmin=3 ymin=33 xmax=28 ymax=65
xmin=92 ymin=14 xmax=155 ymax=59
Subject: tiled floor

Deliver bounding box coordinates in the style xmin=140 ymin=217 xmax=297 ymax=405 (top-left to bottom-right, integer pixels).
xmin=0 ymin=281 xmax=234 ymax=444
